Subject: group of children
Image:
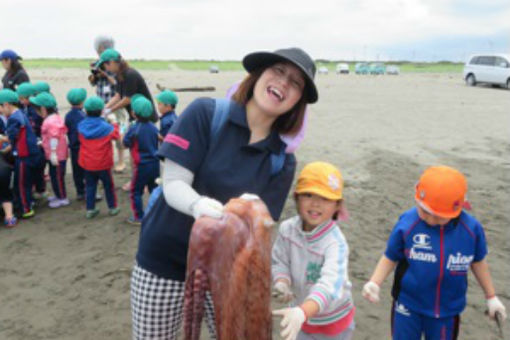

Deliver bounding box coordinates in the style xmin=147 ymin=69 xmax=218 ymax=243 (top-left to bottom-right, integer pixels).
xmin=271 ymin=162 xmax=506 ymax=340
xmin=0 ymin=82 xmax=178 ymax=226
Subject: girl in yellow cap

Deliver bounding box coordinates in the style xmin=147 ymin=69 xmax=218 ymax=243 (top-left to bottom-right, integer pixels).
xmin=362 ymin=165 xmax=506 ymax=340
xmin=272 ymin=161 xmax=355 ymax=340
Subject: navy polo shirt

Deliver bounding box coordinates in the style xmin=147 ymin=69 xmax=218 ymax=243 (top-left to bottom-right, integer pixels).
xmin=123 ymin=121 xmax=159 ymax=165
xmin=159 ymin=110 xmax=177 ymax=138
xmin=136 ymin=97 xmax=296 ymax=280
xmin=65 ymin=108 xmax=86 ymax=150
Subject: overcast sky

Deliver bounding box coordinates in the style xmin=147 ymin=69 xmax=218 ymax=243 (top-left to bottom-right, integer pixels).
xmin=1 ymin=0 xmax=509 ymax=61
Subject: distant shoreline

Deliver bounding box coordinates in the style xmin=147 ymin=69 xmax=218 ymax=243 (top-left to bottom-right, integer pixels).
xmin=22 ymin=59 xmax=464 ymax=73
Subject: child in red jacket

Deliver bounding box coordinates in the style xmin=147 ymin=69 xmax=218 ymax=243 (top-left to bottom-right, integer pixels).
xmin=78 ymin=96 xmax=120 ymax=219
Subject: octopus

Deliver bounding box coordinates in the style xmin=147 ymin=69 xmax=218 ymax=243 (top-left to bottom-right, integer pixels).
xmin=183 ymin=195 xmax=274 ymax=340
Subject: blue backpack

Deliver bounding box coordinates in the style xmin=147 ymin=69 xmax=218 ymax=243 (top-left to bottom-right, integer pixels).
xmin=211 ymin=98 xmax=286 ymax=177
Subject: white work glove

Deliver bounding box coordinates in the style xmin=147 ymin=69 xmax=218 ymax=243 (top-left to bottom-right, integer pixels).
xmin=50 ymin=152 xmax=58 ymax=166
xmin=362 ymin=281 xmax=380 ymax=303
xmin=487 ymin=296 xmax=507 ymax=320
xmin=240 ymin=193 xmax=260 ymax=201
xmin=272 ymin=307 xmax=306 ymax=340
xmin=191 ymin=196 xmax=224 ymax=220
xmin=272 ymin=281 xmax=295 ymax=303
xmin=103 ymin=108 xmax=112 ymax=115
xmin=106 ymin=113 xmax=117 ymax=124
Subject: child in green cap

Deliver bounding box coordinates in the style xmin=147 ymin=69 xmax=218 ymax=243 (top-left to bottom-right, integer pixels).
xmin=77 ymin=96 xmax=120 ymax=219
xmin=31 ymin=92 xmax=70 ymax=208
xmin=156 ymin=90 xmax=178 ymax=141
xmin=65 ymin=88 xmax=87 ymax=200
xmin=17 ymin=82 xmax=47 ymax=200
xmin=33 ymin=81 xmax=50 ymax=95
xmin=0 ymin=89 xmax=40 ymax=218
xmin=122 ymin=96 xmax=160 ymax=224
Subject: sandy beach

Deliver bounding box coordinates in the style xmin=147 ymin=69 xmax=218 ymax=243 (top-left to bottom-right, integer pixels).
xmin=0 ymin=68 xmax=508 ymax=340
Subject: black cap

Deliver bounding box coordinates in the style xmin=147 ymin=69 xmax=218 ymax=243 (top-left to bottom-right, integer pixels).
xmin=242 ymin=47 xmax=318 ymax=103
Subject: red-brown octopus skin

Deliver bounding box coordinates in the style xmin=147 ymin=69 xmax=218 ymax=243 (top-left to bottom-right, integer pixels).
xmin=183 ymin=197 xmax=275 ymax=340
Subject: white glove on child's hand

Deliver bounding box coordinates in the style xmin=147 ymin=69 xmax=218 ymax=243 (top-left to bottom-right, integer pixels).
xmin=362 ymin=281 xmax=380 ymax=303
xmin=240 ymin=193 xmax=260 ymax=201
xmin=272 ymin=281 xmax=295 ymax=303
xmin=272 ymin=307 xmax=306 ymax=340
xmin=191 ymin=196 xmax=223 ymax=219
xmin=50 ymin=152 xmax=58 ymax=166
xmin=103 ymin=108 xmax=112 ymax=115
xmin=487 ymin=296 xmax=507 ymax=320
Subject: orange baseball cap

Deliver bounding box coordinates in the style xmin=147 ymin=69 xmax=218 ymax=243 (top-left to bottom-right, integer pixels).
xmin=415 ymin=166 xmax=468 ymax=218
xmin=295 ymin=162 xmax=343 ymax=200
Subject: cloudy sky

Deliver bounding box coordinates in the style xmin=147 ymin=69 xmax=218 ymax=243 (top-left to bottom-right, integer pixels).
xmin=2 ymin=0 xmax=509 ymax=61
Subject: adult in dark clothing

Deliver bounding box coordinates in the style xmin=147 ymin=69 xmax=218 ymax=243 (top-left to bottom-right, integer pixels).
xmin=1 ymin=50 xmax=29 ymax=91
xmin=97 ymin=49 xmax=157 ymax=123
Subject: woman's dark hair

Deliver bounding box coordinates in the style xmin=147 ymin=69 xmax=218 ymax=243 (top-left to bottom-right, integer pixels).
xmin=232 ymin=65 xmax=307 ymax=135
xmin=6 ymin=58 xmax=24 ymax=75
xmin=116 ymin=59 xmax=130 ymax=82
xmin=86 ymin=109 xmax=102 ymax=117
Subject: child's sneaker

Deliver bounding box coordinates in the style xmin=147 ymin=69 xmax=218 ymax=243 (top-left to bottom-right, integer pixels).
xmin=86 ymin=208 xmax=100 ymax=219
xmin=108 ymin=207 xmax=120 ymax=216
xmin=22 ymin=209 xmax=35 ymax=219
xmin=48 ymin=198 xmax=70 ymax=208
xmin=126 ymin=216 xmax=142 ymax=225
xmin=47 ymin=196 xmax=58 ymax=203
xmin=4 ymin=217 xmax=17 ymax=228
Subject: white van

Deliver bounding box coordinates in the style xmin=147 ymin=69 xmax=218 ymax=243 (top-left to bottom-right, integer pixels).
xmin=463 ymin=54 xmax=510 ymax=89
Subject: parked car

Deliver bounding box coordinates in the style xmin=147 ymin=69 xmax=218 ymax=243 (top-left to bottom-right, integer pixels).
xmin=463 ymin=54 xmax=510 ymax=89
xmin=318 ymin=66 xmax=329 ymax=75
xmin=369 ymin=62 xmax=386 ymax=75
xmin=336 ymin=63 xmax=349 ymax=74
xmin=209 ymin=65 xmax=219 ymax=73
xmin=355 ymin=62 xmax=369 ymax=74
xmin=386 ymin=65 xmax=400 ymax=75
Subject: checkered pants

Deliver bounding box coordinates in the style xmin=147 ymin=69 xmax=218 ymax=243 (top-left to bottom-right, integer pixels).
xmin=131 ymin=264 xmax=217 ymax=339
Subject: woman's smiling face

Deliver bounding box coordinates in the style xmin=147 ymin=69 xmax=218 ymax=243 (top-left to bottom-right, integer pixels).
xmin=252 ymin=62 xmax=305 ymax=117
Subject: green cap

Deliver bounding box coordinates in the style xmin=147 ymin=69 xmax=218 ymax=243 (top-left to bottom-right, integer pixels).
xmin=156 ymin=90 xmax=178 ymax=107
xmin=96 ymin=48 xmax=121 ymax=67
xmin=0 ymin=89 xmax=19 ymax=104
xmin=33 ymin=81 xmax=50 ymax=94
xmin=130 ymin=93 xmax=146 ymax=106
xmin=67 ymin=88 xmax=87 ymax=105
xmin=16 ymin=82 xmax=36 ymax=98
xmin=84 ymin=96 xmax=105 ymax=112
xmin=132 ymin=96 xmax=153 ymax=118
xmin=29 ymin=92 xmax=57 ymax=108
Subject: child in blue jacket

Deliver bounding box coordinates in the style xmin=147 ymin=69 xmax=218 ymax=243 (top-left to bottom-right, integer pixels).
xmin=362 ymin=166 xmax=506 ymax=340
xmin=123 ymin=96 xmax=159 ymax=224
xmin=65 ymin=88 xmax=87 ymax=200
xmin=156 ymin=90 xmax=178 ymax=141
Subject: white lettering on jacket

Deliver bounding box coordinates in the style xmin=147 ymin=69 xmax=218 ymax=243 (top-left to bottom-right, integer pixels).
xmin=409 ymin=247 xmax=437 ymax=263
xmin=446 ymin=252 xmax=474 ymax=271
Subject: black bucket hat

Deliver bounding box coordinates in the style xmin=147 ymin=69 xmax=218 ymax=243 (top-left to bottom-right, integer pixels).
xmin=242 ymin=47 xmax=318 ymax=103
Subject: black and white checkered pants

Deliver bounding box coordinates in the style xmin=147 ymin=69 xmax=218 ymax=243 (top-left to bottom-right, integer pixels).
xmin=131 ymin=263 xmax=217 ymax=339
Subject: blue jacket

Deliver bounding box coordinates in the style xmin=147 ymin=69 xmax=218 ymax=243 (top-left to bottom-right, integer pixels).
xmin=123 ymin=121 xmax=159 ymax=165
xmin=6 ymin=109 xmax=40 ymax=159
xmin=159 ymin=111 xmax=177 ymax=138
xmin=21 ymin=104 xmax=43 ymax=138
xmin=385 ymin=207 xmax=487 ymax=318
xmin=65 ymin=108 xmax=86 ymax=150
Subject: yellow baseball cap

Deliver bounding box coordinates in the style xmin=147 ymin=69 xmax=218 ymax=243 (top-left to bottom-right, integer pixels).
xmin=295 ymin=161 xmax=343 ymax=200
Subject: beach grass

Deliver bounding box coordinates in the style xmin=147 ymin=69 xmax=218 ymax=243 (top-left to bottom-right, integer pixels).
xmin=23 ymin=59 xmax=464 ymax=73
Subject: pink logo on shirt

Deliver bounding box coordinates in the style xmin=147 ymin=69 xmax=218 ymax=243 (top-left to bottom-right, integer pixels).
xmin=164 ymin=133 xmax=190 ymax=150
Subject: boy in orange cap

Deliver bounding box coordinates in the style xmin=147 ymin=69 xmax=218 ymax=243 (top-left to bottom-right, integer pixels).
xmin=362 ymin=165 xmax=506 ymax=340
xmin=272 ymin=161 xmax=355 ymax=340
